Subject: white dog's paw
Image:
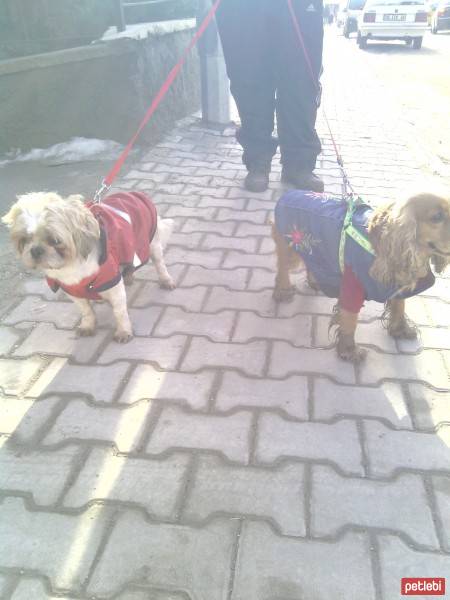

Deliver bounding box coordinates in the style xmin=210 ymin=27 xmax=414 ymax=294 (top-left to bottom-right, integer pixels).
xmin=159 ymin=277 xmax=176 ymax=290
xmin=114 ymin=329 xmax=133 ymax=343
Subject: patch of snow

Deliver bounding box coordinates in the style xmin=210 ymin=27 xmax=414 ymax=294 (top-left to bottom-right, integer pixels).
xmin=0 ymin=137 xmax=127 ymax=167
xmin=98 ymin=19 xmax=196 ymax=42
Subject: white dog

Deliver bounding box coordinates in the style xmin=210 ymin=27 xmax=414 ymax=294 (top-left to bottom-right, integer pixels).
xmin=2 ymin=191 xmax=175 ymax=342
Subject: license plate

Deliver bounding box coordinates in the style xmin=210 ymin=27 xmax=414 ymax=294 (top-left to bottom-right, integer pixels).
xmin=383 ymin=13 xmax=406 ymax=20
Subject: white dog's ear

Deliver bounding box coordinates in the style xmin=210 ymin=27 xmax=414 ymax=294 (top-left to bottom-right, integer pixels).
xmin=2 ymin=204 xmax=22 ymax=228
xmin=66 ymin=194 xmax=85 ymax=204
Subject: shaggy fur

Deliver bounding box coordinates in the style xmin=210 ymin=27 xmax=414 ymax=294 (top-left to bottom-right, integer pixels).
xmin=3 ymin=192 xmax=175 ymax=343
xmin=273 ymin=192 xmax=450 ymax=362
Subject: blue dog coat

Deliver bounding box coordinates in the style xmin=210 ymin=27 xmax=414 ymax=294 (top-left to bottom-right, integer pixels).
xmin=274 ymin=190 xmax=435 ymax=303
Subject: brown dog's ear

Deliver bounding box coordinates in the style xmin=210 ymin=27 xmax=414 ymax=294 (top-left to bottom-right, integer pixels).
xmin=368 ymin=198 xmax=424 ymax=288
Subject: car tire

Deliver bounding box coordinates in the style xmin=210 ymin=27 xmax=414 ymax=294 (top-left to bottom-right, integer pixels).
xmin=357 ymin=32 xmax=368 ymax=48
xmin=405 ymin=37 xmax=412 ymax=45
xmin=412 ymin=36 xmax=423 ymax=49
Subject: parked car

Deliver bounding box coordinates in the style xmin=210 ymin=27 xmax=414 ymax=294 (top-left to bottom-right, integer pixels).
xmin=337 ymin=0 xmax=367 ymax=36
xmin=357 ymin=0 xmax=429 ymax=48
xmin=431 ymin=0 xmax=450 ymax=31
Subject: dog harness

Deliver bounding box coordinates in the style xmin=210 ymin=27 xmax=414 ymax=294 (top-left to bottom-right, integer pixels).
xmin=275 ymin=190 xmax=435 ymax=310
xmin=47 ymin=192 xmax=157 ymax=300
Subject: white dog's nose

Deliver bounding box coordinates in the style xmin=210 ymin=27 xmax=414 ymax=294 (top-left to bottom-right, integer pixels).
xmin=30 ymin=246 xmax=45 ymax=260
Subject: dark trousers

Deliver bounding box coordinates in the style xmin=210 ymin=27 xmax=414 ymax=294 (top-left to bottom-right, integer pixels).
xmin=216 ymin=0 xmax=324 ymax=172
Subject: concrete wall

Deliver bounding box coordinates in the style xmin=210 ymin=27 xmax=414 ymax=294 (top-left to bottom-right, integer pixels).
xmin=0 ymin=20 xmax=200 ymax=153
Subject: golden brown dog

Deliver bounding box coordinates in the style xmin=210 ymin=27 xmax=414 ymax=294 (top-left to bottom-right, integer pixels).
xmin=272 ymin=192 xmax=450 ymax=362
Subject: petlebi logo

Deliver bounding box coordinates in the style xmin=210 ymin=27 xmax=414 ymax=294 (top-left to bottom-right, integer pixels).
xmin=401 ymin=578 xmax=446 ymax=596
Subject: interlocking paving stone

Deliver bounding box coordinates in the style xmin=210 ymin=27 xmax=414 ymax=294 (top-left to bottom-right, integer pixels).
xmin=216 ymin=207 xmax=268 ymax=224
xmin=0 ymin=444 xmax=79 ymax=505
xmin=132 ymin=282 xmax=208 ymax=312
xmin=180 ymin=266 xmax=248 ymax=290
xmin=432 ymin=475 xmax=450 ymax=551
xmin=183 ymin=456 xmax=306 ymax=535
xmin=0 ymin=357 xmax=46 ymax=396
xmin=9 ymin=579 xmax=86 ymax=599
xmin=407 ymin=384 xmax=450 ymax=430
xmin=147 ymin=406 xmax=253 ymax=464
xmin=28 ymin=359 xmax=130 ymax=403
xmin=0 ymin=396 xmax=61 ymax=444
xmin=63 ymin=448 xmax=189 ymax=518
xmin=97 ymin=335 xmax=187 ymax=370
xmin=119 ymin=364 xmax=215 ymax=408
xmin=234 ymin=222 xmax=271 ymax=238
xmin=222 ymin=251 xmax=275 ymax=270
xmin=202 ymin=233 xmax=257 ymax=253
xmin=359 ymin=348 xmax=450 ymax=388
xmin=312 ymin=465 xmax=438 ymax=548
xmin=164 ymin=205 xmax=216 ymax=220
xmin=256 ymin=414 xmax=364 ymax=474
xmin=181 ymin=338 xmax=268 ymax=377
xmin=181 ymin=218 xmax=235 ymax=235
xmin=169 ymin=231 xmax=203 ymax=249
xmin=270 ymin=342 xmax=356 ymax=383
xmin=0 ymin=328 xmax=22 ymax=358
xmin=365 ymin=420 xmax=450 ymax=477
xmin=165 ymin=247 xmax=224 ymax=268
xmin=12 ymin=323 xmax=108 ymax=363
xmin=313 ymin=380 xmax=412 ymax=428
xmin=0 ymin=498 xmax=109 ymax=591
xmin=231 ymin=522 xmax=376 ymax=600
xmin=154 ymin=306 xmax=235 ymax=342
xmin=233 ymin=312 xmax=313 ymax=346
xmin=88 ymin=516 xmax=237 ymax=599
xmin=204 ymin=287 xmax=277 ymax=316
xmin=378 ymin=535 xmax=450 ymax=600
xmin=3 ymin=296 xmax=81 ymax=328
xmin=43 ymin=398 xmax=153 ymax=452
xmin=215 ymin=371 xmax=308 ymax=419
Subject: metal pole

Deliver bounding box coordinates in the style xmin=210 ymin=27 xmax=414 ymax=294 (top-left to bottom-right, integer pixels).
xmin=197 ymin=0 xmax=230 ymax=128
xmin=113 ymin=0 xmax=126 ymax=33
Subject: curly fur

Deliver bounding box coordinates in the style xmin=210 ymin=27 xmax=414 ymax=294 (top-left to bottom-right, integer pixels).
xmin=368 ymin=193 xmax=450 ymax=290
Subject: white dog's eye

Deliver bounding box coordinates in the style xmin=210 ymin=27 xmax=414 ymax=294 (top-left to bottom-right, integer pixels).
xmin=48 ymin=236 xmax=61 ymax=246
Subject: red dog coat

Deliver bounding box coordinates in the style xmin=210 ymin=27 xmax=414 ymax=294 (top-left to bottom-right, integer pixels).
xmin=47 ymin=192 xmax=157 ymax=300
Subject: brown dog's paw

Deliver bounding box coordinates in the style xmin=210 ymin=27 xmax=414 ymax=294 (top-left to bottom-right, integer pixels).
xmin=273 ymin=286 xmax=296 ymax=303
xmin=388 ymin=320 xmax=418 ymax=340
xmin=113 ymin=329 xmax=133 ymax=343
xmin=77 ymin=326 xmax=95 ymax=337
xmin=337 ymin=344 xmax=367 ymax=363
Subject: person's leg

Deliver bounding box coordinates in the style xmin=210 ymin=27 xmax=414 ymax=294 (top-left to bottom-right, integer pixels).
xmin=216 ymin=0 xmax=277 ymax=191
xmin=274 ymin=0 xmax=324 ymax=191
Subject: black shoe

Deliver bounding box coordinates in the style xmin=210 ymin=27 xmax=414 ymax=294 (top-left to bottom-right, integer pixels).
xmin=244 ymin=170 xmax=269 ymax=192
xmin=281 ymin=169 xmax=324 ymax=193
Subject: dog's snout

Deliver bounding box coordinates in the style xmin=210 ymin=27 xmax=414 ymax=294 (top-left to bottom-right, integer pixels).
xmin=30 ymin=245 xmax=45 ymax=260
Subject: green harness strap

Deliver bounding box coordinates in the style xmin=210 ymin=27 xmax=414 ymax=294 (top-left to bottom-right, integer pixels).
xmin=338 ymin=195 xmax=375 ymax=272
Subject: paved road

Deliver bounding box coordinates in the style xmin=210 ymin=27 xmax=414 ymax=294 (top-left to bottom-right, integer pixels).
xmin=0 ymin=28 xmax=449 ymax=600
xmin=328 ymin=26 xmax=450 ymax=180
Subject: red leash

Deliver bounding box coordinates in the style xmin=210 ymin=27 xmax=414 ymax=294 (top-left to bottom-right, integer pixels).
xmin=287 ymin=0 xmax=355 ymax=196
xmin=94 ymin=0 xmax=223 ymax=203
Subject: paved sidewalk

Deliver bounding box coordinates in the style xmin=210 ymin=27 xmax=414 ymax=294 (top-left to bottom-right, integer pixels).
xmin=1 ymin=36 xmax=450 ymax=600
